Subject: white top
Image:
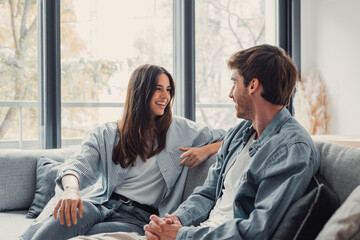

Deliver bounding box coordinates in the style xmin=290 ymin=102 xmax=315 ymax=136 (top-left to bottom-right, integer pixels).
xmin=201 ymin=133 xmax=255 ymax=228
xmin=113 ymin=155 xmax=167 ymax=207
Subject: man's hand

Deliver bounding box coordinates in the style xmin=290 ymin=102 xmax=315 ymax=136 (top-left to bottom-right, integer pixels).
xmin=144 ymin=214 xmax=182 ymax=240
xmin=179 ymin=147 xmax=208 ymax=168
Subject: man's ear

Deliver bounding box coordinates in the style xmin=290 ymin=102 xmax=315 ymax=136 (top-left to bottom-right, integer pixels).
xmin=249 ymin=78 xmax=259 ymax=94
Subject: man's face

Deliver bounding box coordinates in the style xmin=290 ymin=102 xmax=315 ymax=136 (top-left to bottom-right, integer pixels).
xmin=229 ymin=70 xmax=253 ymax=120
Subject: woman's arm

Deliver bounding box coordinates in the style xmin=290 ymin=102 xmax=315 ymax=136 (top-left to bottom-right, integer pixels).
xmin=53 ymin=174 xmax=83 ymax=227
xmin=179 ymin=141 xmax=222 ymax=168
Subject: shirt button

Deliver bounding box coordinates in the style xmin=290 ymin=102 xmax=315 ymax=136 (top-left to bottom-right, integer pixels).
xmin=164 ymin=169 xmax=167 ymax=172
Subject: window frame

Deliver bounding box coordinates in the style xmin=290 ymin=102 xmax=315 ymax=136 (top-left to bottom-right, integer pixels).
xmin=278 ymin=0 xmax=301 ymax=115
xmin=173 ymin=0 xmax=195 ymax=120
xmin=38 ymin=0 xmax=61 ymax=149
xmin=0 ymin=0 xmax=300 ymax=149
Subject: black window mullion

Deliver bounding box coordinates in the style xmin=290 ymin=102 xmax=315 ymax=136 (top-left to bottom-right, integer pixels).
xmin=183 ymin=0 xmax=195 ymax=121
xmin=278 ymin=0 xmax=300 ymax=116
xmin=38 ymin=0 xmax=61 ymax=149
xmin=37 ymin=0 xmax=44 ymax=149
xmin=173 ymin=0 xmax=195 ymax=121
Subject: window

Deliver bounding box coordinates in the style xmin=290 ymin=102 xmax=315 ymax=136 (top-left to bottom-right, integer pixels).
xmin=195 ymin=0 xmax=276 ymax=129
xmin=1 ymin=0 xmax=290 ymax=149
xmin=0 ymin=0 xmax=38 ymax=148
xmin=60 ymin=0 xmax=173 ymax=147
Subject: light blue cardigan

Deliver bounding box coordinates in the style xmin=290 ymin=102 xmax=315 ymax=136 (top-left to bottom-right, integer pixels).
xmin=53 ymin=115 xmax=225 ymax=217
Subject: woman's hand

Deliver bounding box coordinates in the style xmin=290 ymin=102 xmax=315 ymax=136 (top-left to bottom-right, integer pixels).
xmin=179 ymin=147 xmax=208 ymax=168
xmin=53 ymin=175 xmax=83 ymax=227
xmin=179 ymin=141 xmax=222 ymax=169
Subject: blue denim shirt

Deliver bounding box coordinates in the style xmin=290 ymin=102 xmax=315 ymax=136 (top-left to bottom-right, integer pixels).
xmin=173 ymin=108 xmax=320 ymax=240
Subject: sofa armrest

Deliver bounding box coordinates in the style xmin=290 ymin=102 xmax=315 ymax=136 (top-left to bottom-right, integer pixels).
xmin=315 ymin=141 xmax=360 ymax=204
xmin=0 ymin=149 xmax=74 ymax=212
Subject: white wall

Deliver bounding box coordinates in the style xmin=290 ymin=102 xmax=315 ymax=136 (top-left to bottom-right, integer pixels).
xmin=301 ymin=0 xmax=360 ymax=136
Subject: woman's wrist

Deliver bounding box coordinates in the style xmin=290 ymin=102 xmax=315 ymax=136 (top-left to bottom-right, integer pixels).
xmin=62 ymin=174 xmax=79 ymax=191
xmin=64 ymin=186 xmax=78 ymax=190
xmin=204 ymin=142 xmax=219 ymax=155
xmin=64 ymin=186 xmax=79 ymax=192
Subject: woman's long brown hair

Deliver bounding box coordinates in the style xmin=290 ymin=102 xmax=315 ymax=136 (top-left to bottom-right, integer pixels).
xmin=112 ymin=64 xmax=175 ymax=168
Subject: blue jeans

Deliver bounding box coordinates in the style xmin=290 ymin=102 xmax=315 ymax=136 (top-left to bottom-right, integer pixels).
xmin=28 ymin=199 xmax=151 ymax=240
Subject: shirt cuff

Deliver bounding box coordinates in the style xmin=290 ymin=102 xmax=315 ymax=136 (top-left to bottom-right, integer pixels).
xmin=176 ymin=226 xmax=195 ymax=240
xmin=55 ymin=169 xmax=81 ymax=191
xmin=172 ymin=209 xmax=193 ymax=227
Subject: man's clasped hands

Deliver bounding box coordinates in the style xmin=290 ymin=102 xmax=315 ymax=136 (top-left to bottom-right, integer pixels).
xmin=144 ymin=214 xmax=183 ymax=240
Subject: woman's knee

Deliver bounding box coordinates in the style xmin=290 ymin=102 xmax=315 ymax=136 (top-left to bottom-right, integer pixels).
xmin=85 ymin=222 xmax=145 ymax=236
xmin=32 ymin=201 xmax=102 ymax=240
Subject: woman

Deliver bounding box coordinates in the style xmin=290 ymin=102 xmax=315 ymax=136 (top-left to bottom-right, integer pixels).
xmin=22 ymin=64 xmax=225 ymax=240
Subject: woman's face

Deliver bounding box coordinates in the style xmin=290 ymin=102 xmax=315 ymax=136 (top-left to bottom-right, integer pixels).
xmin=149 ymin=73 xmax=172 ymax=118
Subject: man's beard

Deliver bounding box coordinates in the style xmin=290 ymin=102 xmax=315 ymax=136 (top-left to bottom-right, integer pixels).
xmin=236 ymin=99 xmax=254 ymax=121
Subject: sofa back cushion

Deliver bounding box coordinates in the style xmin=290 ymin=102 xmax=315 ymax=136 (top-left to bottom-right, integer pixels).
xmin=181 ymin=154 xmax=217 ymax=202
xmin=315 ymin=141 xmax=360 ymax=204
xmin=272 ymin=172 xmax=340 ymax=240
xmin=26 ymin=156 xmax=65 ymax=218
xmin=181 ymin=142 xmax=360 ymax=205
xmin=0 ymin=149 xmax=74 ymax=212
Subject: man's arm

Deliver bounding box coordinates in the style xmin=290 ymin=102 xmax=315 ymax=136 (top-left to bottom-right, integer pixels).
xmin=171 ymin=143 xmax=226 ymax=226
xmin=174 ymin=142 xmax=319 ymax=240
xmin=169 ymin=126 xmax=234 ymax=226
xmin=147 ymin=142 xmax=319 ymax=240
xmin=143 ymin=139 xmax=229 ymax=239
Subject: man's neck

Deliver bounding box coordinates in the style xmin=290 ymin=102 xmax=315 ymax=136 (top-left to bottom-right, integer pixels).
xmin=252 ymin=103 xmax=283 ymax=140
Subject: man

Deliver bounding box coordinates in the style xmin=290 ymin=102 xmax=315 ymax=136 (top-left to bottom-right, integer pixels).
xmin=144 ymin=44 xmax=321 ymax=240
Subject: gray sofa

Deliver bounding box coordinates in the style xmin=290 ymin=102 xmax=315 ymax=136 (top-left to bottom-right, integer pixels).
xmin=1 ymin=141 xmax=360 ymax=240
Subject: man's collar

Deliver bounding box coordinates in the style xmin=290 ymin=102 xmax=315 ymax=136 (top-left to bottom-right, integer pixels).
xmin=243 ymin=107 xmax=291 ymax=156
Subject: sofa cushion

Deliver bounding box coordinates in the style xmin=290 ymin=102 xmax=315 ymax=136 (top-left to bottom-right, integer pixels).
xmin=0 ymin=149 xmax=73 ymax=212
xmin=316 ymin=185 xmax=360 ymax=240
xmin=315 ymin=141 xmax=360 ymax=203
xmin=27 ymin=156 xmax=64 ymax=218
xmin=271 ymin=173 xmax=340 ymax=240
xmin=181 ymin=154 xmax=217 ymax=202
xmin=0 ymin=210 xmax=33 ymax=240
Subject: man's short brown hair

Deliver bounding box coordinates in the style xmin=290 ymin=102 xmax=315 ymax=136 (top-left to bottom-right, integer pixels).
xmin=227 ymin=44 xmax=298 ymax=106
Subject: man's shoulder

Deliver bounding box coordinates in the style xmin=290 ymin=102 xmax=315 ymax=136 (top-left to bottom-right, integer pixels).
xmin=277 ymin=117 xmax=314 ymax=147
xmin=260 ymin=118 xmax=319 ymax=165
xmin=251 ymin=118 xmax=320 ymax=177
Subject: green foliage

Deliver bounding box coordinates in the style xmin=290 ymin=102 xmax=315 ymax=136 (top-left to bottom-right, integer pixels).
xmin=61 ymin=59 xmax=121 ymax=101
xmin=0 ymin=51 xmax=37 ymax=100
xmin=0 ymin=0 xmax=120 ymax=141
